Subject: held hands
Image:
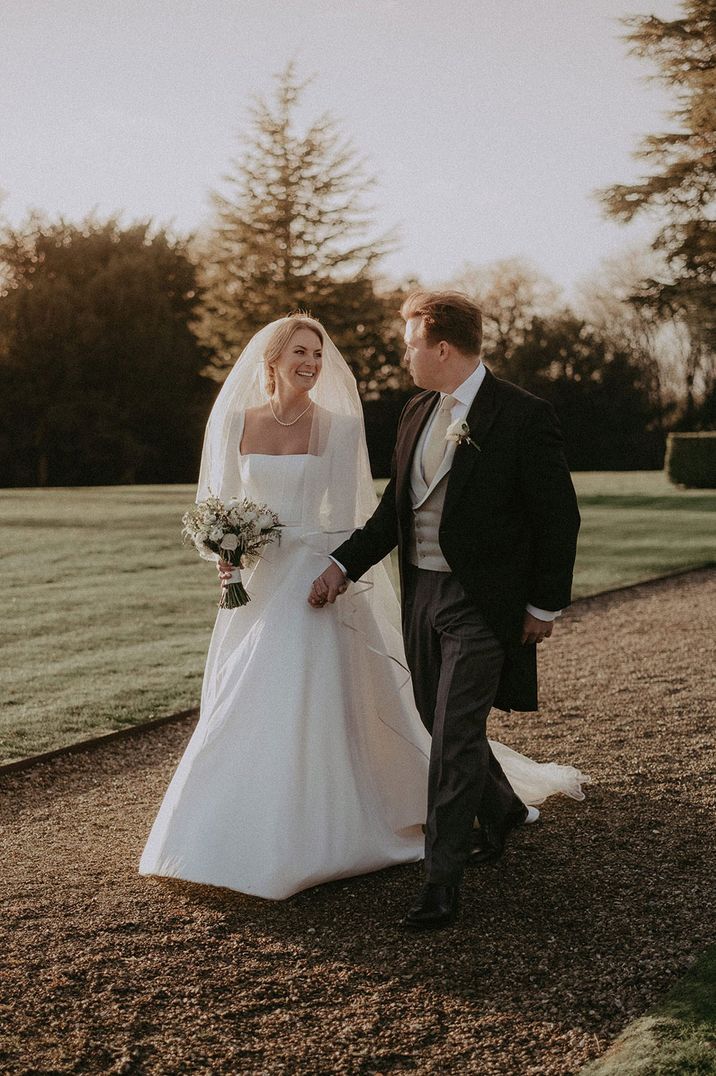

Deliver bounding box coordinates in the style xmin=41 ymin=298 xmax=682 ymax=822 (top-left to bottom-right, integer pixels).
xmin=521 ymin=611 xmax=554 ymax=646
xmin=308 ymin=563 xmax=348 ymax=608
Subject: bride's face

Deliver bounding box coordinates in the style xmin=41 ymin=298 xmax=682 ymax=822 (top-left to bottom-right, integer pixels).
xmin=273 ymin=328 xmax=323 ymax=394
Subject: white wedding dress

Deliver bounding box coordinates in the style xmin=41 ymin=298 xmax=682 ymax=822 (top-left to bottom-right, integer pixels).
xmin=139 ymin=448 xmax=589 ymax=900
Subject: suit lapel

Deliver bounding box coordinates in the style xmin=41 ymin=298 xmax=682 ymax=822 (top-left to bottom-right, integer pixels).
xmin=442 ymin=368 xmax=503 ymax=518
xmin=395 ymin=392 xmax=438 ymax=514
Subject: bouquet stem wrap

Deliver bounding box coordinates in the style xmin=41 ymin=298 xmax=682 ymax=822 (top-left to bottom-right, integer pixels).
xmin=220 ymin=563 xmax=249 ymax=609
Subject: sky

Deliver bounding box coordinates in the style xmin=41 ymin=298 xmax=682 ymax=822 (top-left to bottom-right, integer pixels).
xmin=0 ymin=0 xmax=682 ymax=295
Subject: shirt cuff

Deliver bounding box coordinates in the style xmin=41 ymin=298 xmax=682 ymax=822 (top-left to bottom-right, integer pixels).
xmin=328 ymin=555 xmax=348 ymax=576
xmin=526 ymin=604 xmax=562 ymax=622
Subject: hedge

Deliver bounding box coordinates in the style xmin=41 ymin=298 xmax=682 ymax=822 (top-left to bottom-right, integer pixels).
xmin=665 ymin=431 xmax=716 ymax=489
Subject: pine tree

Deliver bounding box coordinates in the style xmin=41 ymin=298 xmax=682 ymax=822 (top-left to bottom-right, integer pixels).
xmin=197 ymin=64 xmax=406 ymax=395
xmin=599 ymin=0 xmax=716 ymax=420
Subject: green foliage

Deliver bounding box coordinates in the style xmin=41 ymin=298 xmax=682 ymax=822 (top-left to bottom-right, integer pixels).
xmin=454 ymin=258 xmax=676 ymax=461
xmin=599 ymin=0 xmax=716 ymax=419
xmin=666 ymin=431 xmax=716 ymax=487
xmin=490 ymin=314 xmax=665 ymax=469
xmin=0 ymin=214 xmax=211 ymax=486
xmin=197 ymin=64 xmax=410 ymax=397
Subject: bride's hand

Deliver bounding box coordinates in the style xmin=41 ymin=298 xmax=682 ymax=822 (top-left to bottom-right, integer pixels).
xmin=217 ymin=559 xmax=233 ymax=586
xmin=308 ymin=563 xmax=348 ymax=607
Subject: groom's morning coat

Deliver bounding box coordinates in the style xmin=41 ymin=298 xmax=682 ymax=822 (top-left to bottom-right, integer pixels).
xmin=332 ymin=368 xmax=581 ymax=712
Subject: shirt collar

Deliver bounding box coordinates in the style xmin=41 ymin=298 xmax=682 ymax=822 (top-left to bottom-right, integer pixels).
xmin=441 ymin=361 xmax=485 ymax=409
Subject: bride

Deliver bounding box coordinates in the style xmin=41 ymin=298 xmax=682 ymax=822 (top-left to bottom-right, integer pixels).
xmin=139 ymin=315 xmax=588 ymax=901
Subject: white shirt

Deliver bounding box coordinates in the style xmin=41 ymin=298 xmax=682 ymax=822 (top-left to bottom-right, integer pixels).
xmin=414 ymin=362 xmax=487 ymax=475
xmin=332 ymin=362 xmax=560 ymax=622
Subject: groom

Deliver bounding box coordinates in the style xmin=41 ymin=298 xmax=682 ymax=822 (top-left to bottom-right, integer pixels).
xmin=309 ymin=291 xmax=580 ymax=930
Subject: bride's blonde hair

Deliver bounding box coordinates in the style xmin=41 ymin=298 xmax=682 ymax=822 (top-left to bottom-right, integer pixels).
xmin=263 ymin=315 xmax=324 ymax=396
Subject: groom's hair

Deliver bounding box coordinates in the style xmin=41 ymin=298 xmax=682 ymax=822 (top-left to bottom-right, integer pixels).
xmin=400 ymin=291 xmax=482 ymax=357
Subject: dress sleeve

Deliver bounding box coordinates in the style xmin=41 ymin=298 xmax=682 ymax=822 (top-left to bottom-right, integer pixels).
xmin=196 ymin=409 xmax=246 ymax=504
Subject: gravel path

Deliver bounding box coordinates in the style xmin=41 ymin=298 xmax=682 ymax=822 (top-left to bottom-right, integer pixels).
xmin=2 ymin=569 xmax=714 ymax=1075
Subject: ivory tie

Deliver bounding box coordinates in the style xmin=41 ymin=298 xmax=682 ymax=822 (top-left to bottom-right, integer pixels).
xmin=421 ymin=395 xmax=456 ymax=487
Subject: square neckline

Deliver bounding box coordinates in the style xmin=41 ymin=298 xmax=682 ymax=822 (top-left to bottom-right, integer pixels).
xmin=237 ymin=410 xmax=312 ymax=458
xmin=241 ymin=452 xmax=309 ymax=458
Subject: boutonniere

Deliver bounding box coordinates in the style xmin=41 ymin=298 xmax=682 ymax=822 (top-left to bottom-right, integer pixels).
xmin=445 ymin=418 xmax=481 ymax=452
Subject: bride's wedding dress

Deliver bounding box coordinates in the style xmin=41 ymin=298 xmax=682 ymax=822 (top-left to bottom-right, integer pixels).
xmin=139 ymin=436 xmax=588 ymax=901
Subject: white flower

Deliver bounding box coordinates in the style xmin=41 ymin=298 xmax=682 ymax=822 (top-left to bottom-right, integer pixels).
xmin=187 ymin=496 xmax=282 ymax=587
xmin=446 ymin=419 xmax=470 ymax=444
xmin=445 ymin=418 xmax=481 ymax=452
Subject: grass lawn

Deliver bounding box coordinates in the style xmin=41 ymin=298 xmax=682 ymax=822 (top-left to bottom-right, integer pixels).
xmin=581 ymin=946 xmax=716 ymax=1075
xmin=567 ymin=471 xmax=715 ymax=598
xmin=1 ymin=472 xmax=714 ymax=763
xmin=1 ymin=485 xmax=216 ymax=762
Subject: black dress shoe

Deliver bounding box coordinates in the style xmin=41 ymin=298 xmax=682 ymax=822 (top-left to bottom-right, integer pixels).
xmin=402 ymin=883 xmax=460 ymax=931
xmin=468 ymin=804 xmax=530 ymax=866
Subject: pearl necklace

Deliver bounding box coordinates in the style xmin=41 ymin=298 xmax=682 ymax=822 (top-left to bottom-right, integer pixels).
xmin=269 ymin=397 xmax=314 ymax=427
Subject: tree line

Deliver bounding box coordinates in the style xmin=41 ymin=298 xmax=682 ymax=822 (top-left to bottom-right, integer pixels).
xmin=1 ymin=2 xmax=714 ymax=487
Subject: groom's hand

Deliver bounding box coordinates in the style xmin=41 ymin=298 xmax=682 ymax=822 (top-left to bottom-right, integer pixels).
xmin=308 ymin=563 xmax=348 ymax=607
xmin=521 ymin=611 xmax=555 ymax=646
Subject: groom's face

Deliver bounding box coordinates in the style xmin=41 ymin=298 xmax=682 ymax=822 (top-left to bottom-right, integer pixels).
xmin=403 ymin=317 xmax=442 ymax=390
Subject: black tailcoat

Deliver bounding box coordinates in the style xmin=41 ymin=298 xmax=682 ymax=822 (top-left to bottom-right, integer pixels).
xmin=332 ymin=368 xmax=581 ymax=711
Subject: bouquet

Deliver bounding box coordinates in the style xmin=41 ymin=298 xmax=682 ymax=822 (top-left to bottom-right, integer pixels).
xmin=182 ymin=495 xmax=282 ymax=609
